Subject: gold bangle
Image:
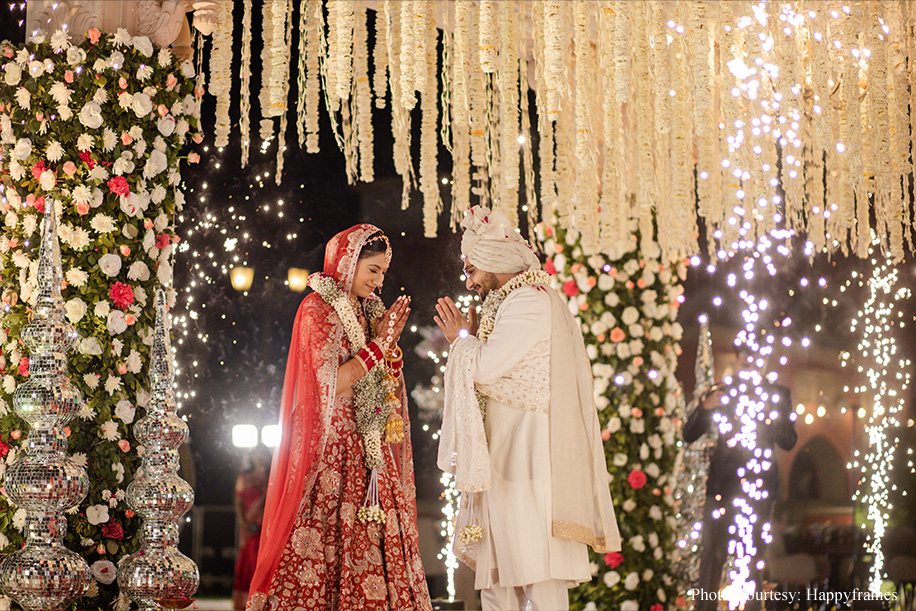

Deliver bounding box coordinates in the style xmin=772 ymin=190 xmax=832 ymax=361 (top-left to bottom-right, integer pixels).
xmin=386 ymin=346 xmax=403 ymax=362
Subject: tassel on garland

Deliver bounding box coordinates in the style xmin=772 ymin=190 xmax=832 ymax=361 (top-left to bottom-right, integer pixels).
xmin=358 ymin=465 xmax=386 ymax=524
xmin=383 ymin=371 xmax=405 ymax=443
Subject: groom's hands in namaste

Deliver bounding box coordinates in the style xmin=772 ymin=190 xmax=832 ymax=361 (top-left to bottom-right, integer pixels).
xmin=434 ymin=297 xmax=478 ymax=343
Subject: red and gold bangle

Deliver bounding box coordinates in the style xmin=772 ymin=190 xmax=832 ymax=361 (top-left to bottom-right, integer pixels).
xmin=356 ymin=340 xmax=385 ymax=372
xmin=386 ymin=346 xmax=403 ymax=371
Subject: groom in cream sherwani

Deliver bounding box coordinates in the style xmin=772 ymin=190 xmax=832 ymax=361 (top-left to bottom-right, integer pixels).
xmin=434 ymin=206 xmax=621 ymax=611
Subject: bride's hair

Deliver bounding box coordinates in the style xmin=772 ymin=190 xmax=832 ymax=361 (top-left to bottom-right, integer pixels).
xmin=359 ymin=231 xmax=389 ymax=259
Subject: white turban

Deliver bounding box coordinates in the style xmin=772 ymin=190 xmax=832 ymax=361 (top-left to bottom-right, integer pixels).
xmin=460 ymin=206 xmax=540 ymax=274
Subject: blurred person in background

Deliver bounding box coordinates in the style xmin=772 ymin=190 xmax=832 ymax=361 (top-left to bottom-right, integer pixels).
xmin=233 ymin=445 xmax=271 ymax=610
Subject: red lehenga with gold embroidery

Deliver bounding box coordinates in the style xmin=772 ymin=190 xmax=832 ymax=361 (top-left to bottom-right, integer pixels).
xmin=246 ymin=225 xmax=431 ymax=611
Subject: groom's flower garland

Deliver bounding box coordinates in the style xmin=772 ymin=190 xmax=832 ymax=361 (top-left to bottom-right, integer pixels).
xmin=459 ymin=268 xmax=552 ymax=543
xmin=308 ymin=272 xmax=391 ymax=524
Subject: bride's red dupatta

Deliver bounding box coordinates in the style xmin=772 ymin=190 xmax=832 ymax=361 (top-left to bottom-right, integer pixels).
xmin=246 ymin=224 xmax=418 ymax=610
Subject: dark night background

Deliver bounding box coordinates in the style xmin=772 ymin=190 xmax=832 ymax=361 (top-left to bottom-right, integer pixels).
xmin=2 ymin=1 xmax=916 ymax=597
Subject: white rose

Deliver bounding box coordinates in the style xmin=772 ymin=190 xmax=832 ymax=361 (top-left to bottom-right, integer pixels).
xmin=137 ymin=386 xmax=150 ymax=407
xmin=109 ymin=50 xmax=125 ymax=69
xmin=39 ymin=170 xmax=56 ymax=191
xmin=620 ymin=601 xmax=640 ymax=611
xmin=612 ymin=453 xmax=628 ymax=467
xmin=180 ymin=60 xmax=195 ymax=78
xmin=622 ymin=306 xmax=640 ymax=326
xmin=12 ymin=508 xmax=27 ymax=530
xmin=143 ymin=149 xmax=168 ymax=178
xmin=622 ymin=499 xmax=637 ymax=512
xmin=157 ymin=261 xmax=172 ymax=285
xmin=132 ymin=35 xmax=154 ymax=57
xmin=79 ymin=102 xmax=103 ymax=129
xmin=624 ymin=572 xmax=640 ymax=591
xmin=107 ymin=310 xmax=128 ymax=335
xmin=98 ymin=253 xmax=122 ymax=277
xmin=86 ymin=504 xmax=110 ymax=526
xmin=630 ymin=535 xmax=646 ymax=552
xmin=64 ymin=298 xmax=87 ymax=323
xmin=12 ymin=138 xmax=31 ymax=161
xmin=127 ymin=261 xmax=150 ymax=281
xmin=132 ymin=92 xmax=153 ymax=117
xmin=157 ymin=115 xmax=176 ymax=137
xmin=90 ymin=560 xmax=117 ymax=585
xmin=603 ymin=571 xmax=620 ymax=588
xmin=114 ymin=400 xmax=135 ymax=424
xmin=126 ymin=349 xmax=142 ymax=373
xmin=607 ymin=416 xmax=621 ymax=433
xmin=79 ymin=337 xmax=103 ymax=356
xmin=66 ymin=46 xmax=85 ymax=66
xmin=650 ymin=505 xmax=663 ymax=520
xmin=3 ymin=62 xmax=21 ymax=86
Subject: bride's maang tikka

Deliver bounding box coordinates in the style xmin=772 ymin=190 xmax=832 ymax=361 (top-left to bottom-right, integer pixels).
xmin=365 ymin=233 xmax=392 ymax=264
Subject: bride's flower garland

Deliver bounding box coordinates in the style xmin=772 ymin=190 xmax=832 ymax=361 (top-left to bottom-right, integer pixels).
xmin=308 ymin=272 xmax=397 ymax=524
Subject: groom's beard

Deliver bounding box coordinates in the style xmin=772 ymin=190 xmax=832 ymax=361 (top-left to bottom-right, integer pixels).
xmin=475 ymin=272 xmax=500 ymax=299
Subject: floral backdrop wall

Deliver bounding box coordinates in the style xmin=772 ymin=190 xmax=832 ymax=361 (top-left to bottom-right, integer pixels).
xmin=538 ymin=220 xmax=687 ymax=611
xmin=0 ymin=28 xmax=199 ymax=609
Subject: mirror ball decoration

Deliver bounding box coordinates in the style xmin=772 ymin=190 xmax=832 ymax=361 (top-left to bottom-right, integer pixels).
xmin=0 ymin=198 xmax=91 ymax=610
xmin=671 ymin=319 xmax=716 ymax=594
xmin=118 ymin=290 xmax=198 ymax=610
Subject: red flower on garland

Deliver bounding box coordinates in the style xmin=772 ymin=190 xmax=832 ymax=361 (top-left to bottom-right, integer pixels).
xmin=109 ymin=282 xmax=135 ymax=310
xmin=155 ymin=233 xmax=170 ymax=249
xmin=78 ymin=151 xmax=96 ymax=169
xmin=107 ymin=176 xmax=130 ymax=197
xmin=34 ymin=196 xmax=45 ymax=214
xmin=603 ymin=552 xmax=623 ymax=568
xmin=31 ymin=160 xmax=46 ymax=181
xmin=101 ymin=521 xmax=124 ymax=540
xmin=0 ymin=440 xmax=9 ymax=458
xmin=17 ymin=357 xmax=28 ymax=377
xmin=545 ymin=258 xmax=557 ymax=275
xmin=627 ymin=469 xmax=647 ymax=490
xmin=650 ymin=604 xmax=664 ymax=611
xmin=563 ymin=279 xmax=579 ymax=297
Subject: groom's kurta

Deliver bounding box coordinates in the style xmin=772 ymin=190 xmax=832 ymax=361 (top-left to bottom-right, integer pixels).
xmin=440 ymin=284 xmax=621 ymax=590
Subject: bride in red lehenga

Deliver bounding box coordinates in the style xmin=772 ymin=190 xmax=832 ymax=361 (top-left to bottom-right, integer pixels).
xmin=247 ymin=224 xmax=432 ymax=611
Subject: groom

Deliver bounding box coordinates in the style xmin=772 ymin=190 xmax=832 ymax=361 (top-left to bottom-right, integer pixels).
xmin=434 ymin=206 xmax=621 ymax=611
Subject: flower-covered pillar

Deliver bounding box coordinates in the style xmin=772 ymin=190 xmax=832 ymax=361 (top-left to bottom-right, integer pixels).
xmin=0 ymin=28 xmax=200 ymax=609
xmin=538 ymin=222 xmax=686 ymax=611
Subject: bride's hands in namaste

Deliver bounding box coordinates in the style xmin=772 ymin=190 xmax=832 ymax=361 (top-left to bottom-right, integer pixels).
xmin=374 ymin=295 xmax=411 ymax=350
xmin=434 ymin=297 xmax=478 ymax=344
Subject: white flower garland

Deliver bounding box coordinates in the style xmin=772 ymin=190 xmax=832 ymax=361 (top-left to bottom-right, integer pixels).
xmin=210 ymin=0 xmax=233 ymax=148
xmin=372 ymin=1 xmax=389 ymax=110
xmin=353 ymin=0 xmax=373 ymax=183
xmin=420 ymin=1 xmax=440 ymax=237
xmin=498 ymin=1 xmax=519 ymax=223
xmin=451 ymin=0 xmax=472 ymax=226
xmin=307 ymin=273 xmax=389 ymax=473
xmin=477 ymin=270 xmax=552 ymax=342
xmin=239 ymin=0 xmax=253 ymax=166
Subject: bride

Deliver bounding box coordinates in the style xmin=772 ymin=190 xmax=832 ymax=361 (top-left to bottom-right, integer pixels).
xmin=247 ymin=224 xmax=432 ymax=611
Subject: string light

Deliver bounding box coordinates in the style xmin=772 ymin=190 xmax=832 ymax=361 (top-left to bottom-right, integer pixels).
xmin=841 ymin=238 xmax=911 ymax=594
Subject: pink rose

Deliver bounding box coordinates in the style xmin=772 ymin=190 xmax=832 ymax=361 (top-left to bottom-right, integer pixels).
xmin=192 ymin=133 xmax=204 ymax=144
xmin=604 ymin=552 xmax=623 ymax=568
xmin=62 ymin=161 xmax=77 ymax=176
xmin=119 ymin=245 xmax=131 ymax=257
xmin=31 ymin=160 xmax=47 ymax=181
xmin=563 ymin=280 xmax=579 ymax=297
xmin=188 ymin=152 xmax=200 ymax=164
xmin=166 ymin=74 xmax=178 ymax=88
xmin=124 ymin=314 xmax=136 ymax=326
xmin=87 ymin=28 xmax=101 ymax=44
xmin=2 ymin=47 xmax=12 ymax=58
xmin=144 ymin=219 xmax=154 ymax=229
xmin=107 ymin=176 xmax=130 ymax=197
xmin=157 ymin=104 xmax=169 ymax=117
xmin=117 ymin=363 xmax=128 ymax=375
xmin=64 ymin=70 xmax=74 ymax=83
xmin=17 ymin=357 xmax=28 ymax=377
xmin=121 ymin=132 xmax=132 ymax=146
xmin=10 ymin=430 xmax=20 ymax=440
xmin=155 ymin=234 xmax=170 ymax=249
xmin=601 ymin=429 xmax=611 ymax=441
xmin=545 ymin=258 xmax=556 ymax=275
xmin=118 ymin=76 xmax=128 ymax=89
xmin=610 ymin=327 xmax=626 ymax=343
xmin=76 ymin=202 xmax=90 ymax=215
xmin=628 ymin=470 xmax=647 ymax=490
xmin=631 ymin=407 xmax=643 ymax=419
